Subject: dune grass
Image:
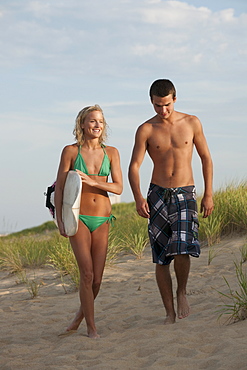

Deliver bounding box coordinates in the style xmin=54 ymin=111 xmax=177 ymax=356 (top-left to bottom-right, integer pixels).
xmin=16 ymin=270 xmax=44 ymax=299
xmin=1 ymin=182 xmax=247 ymax=303
xmin=0 ymin=233 xmax=56 ymax=273
xmin=217 ymin=260 xmax=247 ymax=323
xmin=198 ymin=182 xmax=247 ymax=265
xmin=48 ymin=238 xmax=80 ymax=289
xmin=240 ymin=242 xmax=247 ymax=263
xmin=198 ymin=182 xmax=247 ymax=242
xmin=109 ymin=209 xmax=149 ymax=259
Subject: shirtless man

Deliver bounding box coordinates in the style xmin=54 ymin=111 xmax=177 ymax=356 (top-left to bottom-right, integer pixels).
xmin=128 ymin=79 xmax=214 ymax=324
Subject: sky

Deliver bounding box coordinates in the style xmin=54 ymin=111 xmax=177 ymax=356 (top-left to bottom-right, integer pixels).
xmin=0 ymin=0 xmax=247 ymax=233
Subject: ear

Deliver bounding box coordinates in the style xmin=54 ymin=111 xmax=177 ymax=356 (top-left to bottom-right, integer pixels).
xmin=173 ymin=96 xmax=177 ymax=103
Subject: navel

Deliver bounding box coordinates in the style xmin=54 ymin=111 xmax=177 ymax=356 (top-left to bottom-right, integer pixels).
xmin=156 ymin=145 xmax=160 ymax=149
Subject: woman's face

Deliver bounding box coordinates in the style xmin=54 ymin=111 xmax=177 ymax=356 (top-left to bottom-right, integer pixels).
xmin=82 ymin=110 xmax=104 ymax=140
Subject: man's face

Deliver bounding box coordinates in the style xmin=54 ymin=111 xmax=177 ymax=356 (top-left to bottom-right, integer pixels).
xmin=151 ymin=94 xmax=176 ymax=120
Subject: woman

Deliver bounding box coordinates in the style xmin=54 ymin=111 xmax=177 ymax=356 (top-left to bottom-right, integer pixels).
xmin=55 ymin=105 xmax=123 ymax=338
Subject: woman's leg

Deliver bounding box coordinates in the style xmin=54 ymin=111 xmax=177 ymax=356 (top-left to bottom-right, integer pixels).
xmin=68 ymin=220 xmax=98 ymax=337
xmin=67 ymin=219 xmax=109 ymax=338
xmin=91 ymin=222 xmax=109 ymax=297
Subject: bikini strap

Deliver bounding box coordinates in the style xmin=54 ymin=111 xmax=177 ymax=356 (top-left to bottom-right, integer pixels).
xmin=107 ymin=214 xmax=116 ymax=226
xmin=101 ymin=144 xmax=107 ymax=155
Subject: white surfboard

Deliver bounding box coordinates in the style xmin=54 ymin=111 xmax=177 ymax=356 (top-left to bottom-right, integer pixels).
xmin=62 ymin=171 xmax=82 ymax=236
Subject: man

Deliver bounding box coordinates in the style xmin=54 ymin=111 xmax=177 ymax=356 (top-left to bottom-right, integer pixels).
xmin=128 ymin=79 xmax=214 ymax=324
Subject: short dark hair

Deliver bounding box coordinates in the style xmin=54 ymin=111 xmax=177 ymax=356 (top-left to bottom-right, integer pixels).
xmin=149 ymin=79 xmax=176 ymax=100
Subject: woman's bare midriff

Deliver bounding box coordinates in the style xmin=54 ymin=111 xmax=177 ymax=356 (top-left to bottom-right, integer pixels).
xmin=79 ymin=181 xmax=111 ymax=216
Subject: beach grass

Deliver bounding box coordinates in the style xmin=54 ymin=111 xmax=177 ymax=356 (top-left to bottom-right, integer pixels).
xmin=48 ymin=238 xmax=80 ymax=289
xmin=16 ymin=270 xmax=44 ymax=299
xmin=240 ymin=241 xmax=247 ymax=263
xmin=198 ymin=181 xmax=247 ymax=241
xmin=1 ymin=182 xmax=247 ymax=304
xmin=217 ymin=260 xmax=247 ymax=323
xmin=0 ymin=233 xmax=55 ymax=273
xmin=110 ymin=210 xmax=149 ymax=258
xmin=197 ymin=182 xmax=247 ymax=265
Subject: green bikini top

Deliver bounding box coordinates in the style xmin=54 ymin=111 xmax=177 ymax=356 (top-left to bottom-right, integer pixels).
xmin=74 ymin=145 xmax=111 ymax=176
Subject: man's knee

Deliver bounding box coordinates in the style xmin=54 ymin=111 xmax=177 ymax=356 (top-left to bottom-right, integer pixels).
xmin=156 ymin=263 xmax=171 ymax=276
xmin=174 ymin=254 xmax=190 ymax=262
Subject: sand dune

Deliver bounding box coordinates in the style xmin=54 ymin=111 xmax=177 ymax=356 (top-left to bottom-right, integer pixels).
xmin=0 ymin=236 xmax=247 ymax=369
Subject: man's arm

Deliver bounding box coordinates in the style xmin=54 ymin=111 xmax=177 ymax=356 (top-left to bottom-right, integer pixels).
xmin=193 ymin=117 xmax=214 ymax=218
xmin=128 ymin=124 xmax=150 ymax=218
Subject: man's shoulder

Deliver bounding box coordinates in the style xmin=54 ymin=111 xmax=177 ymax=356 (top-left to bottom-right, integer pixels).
xmin=138 ymin=114 xmax=161 ymax=129
xmin=176 ymin=111 xmax=201 ymax=126
xmin=176 ymin=110 xmax=197 ymax=120
xmin=137 ymin=119 xmax=154 ymax=131
xmin=134 ymin=120 xmax=155 ymax=142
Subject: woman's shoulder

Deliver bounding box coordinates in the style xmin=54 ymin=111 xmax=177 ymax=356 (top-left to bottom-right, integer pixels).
xmin=104 ymin=145 xmax=120 ymax=160
xmin=103 ymin=144 xmax=117 ymax=150
xmin=61 ymin=143 xmax=79 ymax=156
xmin=104 ymin=145 xmax=119 ymax=153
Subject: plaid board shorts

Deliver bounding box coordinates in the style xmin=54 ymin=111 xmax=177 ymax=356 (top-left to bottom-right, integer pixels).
xmin=147 ymin=183 xmax=200 ymax=265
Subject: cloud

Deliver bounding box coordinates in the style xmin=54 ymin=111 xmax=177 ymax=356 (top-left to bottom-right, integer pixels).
xmin=1 ymin=0 xmax=246 ymax=80
xmin=1 ymin=0 xmax=247 ymax=231
xmin=138 ymin=1 xmax=211 ymax=26
xmin=26 ymin=1 xmax=52 ymax=19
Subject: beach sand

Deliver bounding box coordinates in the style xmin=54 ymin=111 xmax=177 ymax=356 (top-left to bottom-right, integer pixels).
xmin=0 ymin=236 xmax=247 ymax=369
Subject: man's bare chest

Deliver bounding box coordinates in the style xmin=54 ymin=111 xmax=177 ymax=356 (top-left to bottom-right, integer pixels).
xmin=147 ymin=127 xmax=193 ymax=151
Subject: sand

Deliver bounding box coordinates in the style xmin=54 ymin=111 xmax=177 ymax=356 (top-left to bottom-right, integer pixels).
xmin=0 ymin=236 xmax=247 ymax=369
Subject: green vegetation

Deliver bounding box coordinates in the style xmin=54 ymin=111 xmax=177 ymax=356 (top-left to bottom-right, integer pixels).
xmin=198 ymin=182 xmax=247 ymax=242
xmin=217 ymin=261 xmax=247 ymax=323
xmin=198 ymin=182 xmax=247 ymax=266
xmin=48 ymin=238 xmax=80 ymax=289
xmin=1 ymin=183 xmax=247 ymax=313
xmin=240 ymin=242 xmax=247 ymax=264
xmin=17 ymin=270 xmax=44 ymax=299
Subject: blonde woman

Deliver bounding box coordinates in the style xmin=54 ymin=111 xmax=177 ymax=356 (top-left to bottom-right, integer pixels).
xmin=55 ymin=105 xmax=123 ymax=338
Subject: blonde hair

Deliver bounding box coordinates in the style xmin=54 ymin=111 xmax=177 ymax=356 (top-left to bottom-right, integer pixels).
xmin=73 ymin=104 xmax=108 ymax=145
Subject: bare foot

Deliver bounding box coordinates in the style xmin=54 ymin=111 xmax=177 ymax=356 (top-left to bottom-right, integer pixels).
xmin=58 ymin=330 xmax=77 ymax=337
xmin=66 ymin=310 xmax=84 ymax=331
xmin=177 ymin=292 xmax=190 ymax=319
xmin=164 ymin=315 xmax=176 ymax=325
xmin=88 ymin=329 xmax=100 ymax=339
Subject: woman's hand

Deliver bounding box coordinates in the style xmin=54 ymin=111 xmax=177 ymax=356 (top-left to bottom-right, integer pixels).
xmin=75 ymin=169 xmax=97 ymax=187
xmin=57 ymin=219 xmax=68 ymax=238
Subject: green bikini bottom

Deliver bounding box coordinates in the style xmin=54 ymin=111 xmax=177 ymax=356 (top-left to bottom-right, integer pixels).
xmin=79 ymin=214 xmax=116 ymax=232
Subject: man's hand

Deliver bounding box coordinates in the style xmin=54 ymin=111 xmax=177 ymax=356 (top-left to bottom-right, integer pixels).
xmin=200 ymin=195 xmax=214 ymax=218
xmin=136 ymin=198 xmax=150 ymax=218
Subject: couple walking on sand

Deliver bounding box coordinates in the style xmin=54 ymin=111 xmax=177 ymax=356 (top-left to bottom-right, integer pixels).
xmin=54 ymin=79 xmax=214 ymax=338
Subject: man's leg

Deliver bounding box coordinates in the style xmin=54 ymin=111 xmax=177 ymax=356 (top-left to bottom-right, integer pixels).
xmin=174 ymin=254 xmax=190 ymax=319
xmin=156 ymin=264 xmax=176 ymax=324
